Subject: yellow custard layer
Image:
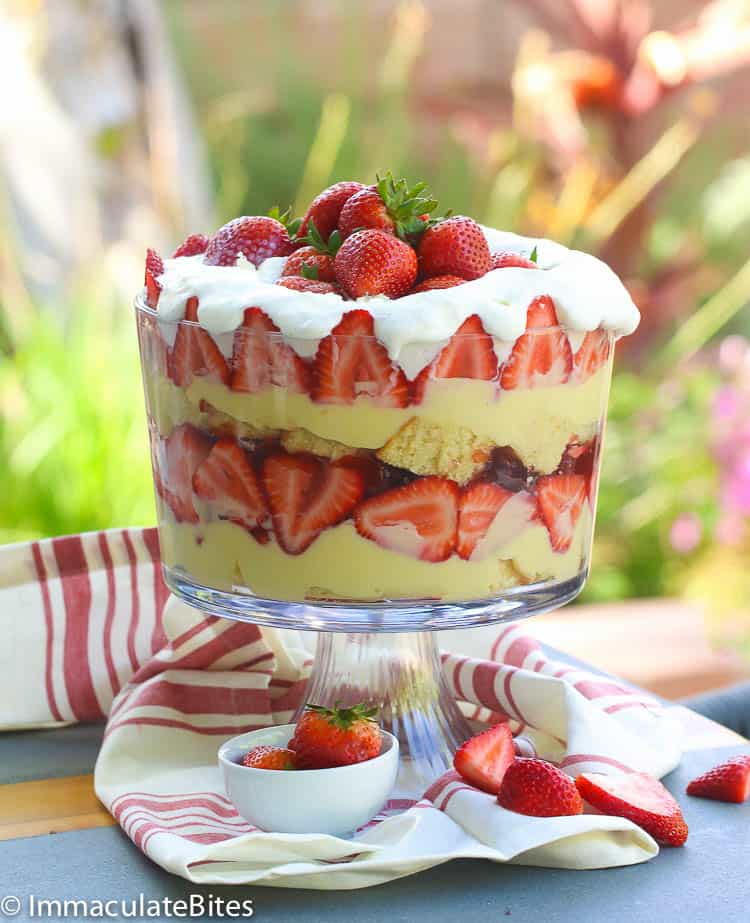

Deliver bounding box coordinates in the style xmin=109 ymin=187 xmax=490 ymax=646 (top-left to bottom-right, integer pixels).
xmin=158 ymin=503 xmax=592 ymax=603
xmin=146 ymin=361 xmax=611 ymax=473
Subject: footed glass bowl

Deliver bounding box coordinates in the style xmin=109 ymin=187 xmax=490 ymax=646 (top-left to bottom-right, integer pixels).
xmin=136 ymin=296 xmax=614 ymax=792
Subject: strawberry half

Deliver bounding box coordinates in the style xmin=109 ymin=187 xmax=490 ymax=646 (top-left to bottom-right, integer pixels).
xmin=312 ymin=310 xmax=409 ymax=407
xmin=453 ymin=723 xmax=515 ymax=794
xmin=354 ymin=476 xmax=459 ymax=562
xmin=144 ymin=248 xmax=163 ymax=308
xmin=231 ymin=307 xmax=311 ymax=394
xmin=500 ymin=297 xmax=572 ymax=390
xmin=192 ymin=439 xmax=267 ymax=532
xmin=168 ymin=297 xmax=230 ymax=388
xmin=536 ymin=473 xmax=587 ymax=553
xmin=498 ymin=758 xmax=584 ymax=817
xmin=686 ymin=755 xmax=750 ymax=803
xmin=413 ymin=314 xmax=497 ymax=402
xmin=161 ymin=424 xmax=212 ymax=523
xmin=417 ymin=216 xmax=490 ymax=281
xmin=262 ymin=453 xmax=364 ymax=555
xmin=576 ymin=772 xmax=689 ymax=847
xmin=573 ymin=329 xmax=611 ymax=382
xmin=457 ymin=482 xmax=514 ymax=561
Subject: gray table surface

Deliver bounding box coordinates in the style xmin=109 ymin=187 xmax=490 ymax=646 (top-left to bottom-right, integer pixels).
xmin=1 ymin=654 xmax=748 ymax=922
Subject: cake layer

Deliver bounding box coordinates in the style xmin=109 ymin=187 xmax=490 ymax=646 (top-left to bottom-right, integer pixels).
xmin=146 ymin=362 xmax=609 ymax=474
xmin=158 ymin=503 xmax=592 ymax=604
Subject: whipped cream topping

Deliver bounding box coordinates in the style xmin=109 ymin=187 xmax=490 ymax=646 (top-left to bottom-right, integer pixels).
xmin=152 ymin=227 xmax=640 ymax=369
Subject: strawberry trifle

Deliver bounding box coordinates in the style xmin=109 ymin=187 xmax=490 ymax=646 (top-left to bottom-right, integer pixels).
xmin=136 ymin=174 xmax=639 ymax=614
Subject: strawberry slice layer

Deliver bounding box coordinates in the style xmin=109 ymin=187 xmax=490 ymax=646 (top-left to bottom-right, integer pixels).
xmin=192 ymin=439 xmax=267 ymax=532
xmin=312 ymin=310 xmax=409 ymax=407
xmin=457 ymin=482 xmax=514 ymax=561
xmin=161 ymin=424 xmax=212 ymax=523
xmin=576 ymin=772 xmax=688 ymax=847
xmin=536 ymin=473 xmax=587 ymax=553
xmin=574 ymin=328 xmax=611 ymax=382
xmin=414 ymin=314 xmax=497 ymax=401
xmin=354 ymin=476 xmax=459 ymax=562
xmin=231 ymin=307 xmax=310 ymax=394
xmin=453 ymin=723 xmax=515 ymax=794
xmin=145 ymin=249 xmax=163 ymax=308
xmin=262 ymin=453 xmax=364 ymax=555
xmin=168 ymin=297 xmax=230 ymax=387
xmin=500 ymin=297 xmax=572 ymax=390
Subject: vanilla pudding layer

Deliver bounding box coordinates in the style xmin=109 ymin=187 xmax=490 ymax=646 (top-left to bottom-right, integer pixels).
xmin=159 ymin=503 xmax=593 ymax=603
xmin=145 ymin=361 xmax=611 ymax=473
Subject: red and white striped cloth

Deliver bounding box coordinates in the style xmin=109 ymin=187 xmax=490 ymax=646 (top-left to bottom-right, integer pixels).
xmin=1 ymin=528 xmax=682 ymax=888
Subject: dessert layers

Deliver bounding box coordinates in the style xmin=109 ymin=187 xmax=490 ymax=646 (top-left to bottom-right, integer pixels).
xmin=138 ymin=302 xmax=612 ymax=603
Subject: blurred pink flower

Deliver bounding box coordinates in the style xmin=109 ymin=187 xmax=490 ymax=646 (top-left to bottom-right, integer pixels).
xmin=713 ymin=385 xmax=739 ymax=420
xmin=669 ymin=512 xmax=703 ymax=554
xmin=715 ymin=511 xmax=747 ymax=546
xmin=718 ymin=335 xmax=750 ymax=375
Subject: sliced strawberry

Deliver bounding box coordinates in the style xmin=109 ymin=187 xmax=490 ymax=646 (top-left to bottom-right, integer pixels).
xmin=457 ymin=482 xmax=514 ymax=561
xmin=453 ymin=723 xmax=515 ymax=794
xmin=576 ymin=772 xmax=688 ymax=847
xmin=536 ymin=473 xmax=587 ymax=552
xmin=262 ymin=453 xmax=364 ymax=554
xmin=573 ymin=329 xmax=611 ymax=382
xmin=413 ymin=314 xmax=497 ymax=401
xmin=526 ymin=295 xmax=559 ymax=328
xmin=686 ymin=755 xmax=750 ymax=803
xmin=192 ymin=439 xmax=267 ymax=532
xmin=312 ymin=310 xmax=409 ymax=407
xmin=168 ymin=297 xmax=230 ymax=388
xmin=161 ymin=424 xmax=212 ymax=523
xmin=499 ymin=300 xmax=572 ymax=390
xmin=354 ymin=476 xmax=459 ymax=562
xmin=145 ymin=248 xmax=163 ymax=308
xmin=231 ymin=307 xmax=310 ymax=394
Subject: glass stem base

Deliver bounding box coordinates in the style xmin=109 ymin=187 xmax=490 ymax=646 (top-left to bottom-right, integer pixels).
xmin=298 ymin=631 xmax=472 ymax=797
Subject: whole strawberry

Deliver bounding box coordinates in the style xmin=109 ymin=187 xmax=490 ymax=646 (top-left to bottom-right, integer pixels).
xmin=204 ymin=216 xmax=293 ymax=266
xmin=338 ymin=173 xmax=437 ymax=240
xmin=411 ymin=274 xmax=466 ymax=293
xmin=490 ymin=251 xmax=537 ymax=270
xmin=281 ymin=219 xmax=341 ymax=282
xmin=334 ymin=229 xmax=417 ymax=298
xmin=686 ymin=755 xmax=750 ymax=803
xmin=418 ymin=216 xmax=490 ymax=281
xmin=497 ymin=758 xmax=584 ymax=817
xmin=242 ymin=745 xmax=297 ymax=770
xmin=173 ymin=233 xmax=210 ymax=258
xmin=289 ymin=703 xmax=382 ymax=769
xmin=298 ymin=181 xmax=365 ymax=243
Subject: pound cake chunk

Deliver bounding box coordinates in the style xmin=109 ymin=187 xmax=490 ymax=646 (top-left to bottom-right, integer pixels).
xmin=376 ymin=417 xmax=493 ymax=485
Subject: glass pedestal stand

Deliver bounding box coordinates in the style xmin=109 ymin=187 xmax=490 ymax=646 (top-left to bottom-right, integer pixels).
xmin=168 ymin=569 xmax=587 ymax=796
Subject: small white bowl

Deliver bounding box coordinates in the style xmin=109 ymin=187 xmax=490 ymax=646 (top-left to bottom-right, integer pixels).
xmin=218 ymin=723 xmax=399 ymax=836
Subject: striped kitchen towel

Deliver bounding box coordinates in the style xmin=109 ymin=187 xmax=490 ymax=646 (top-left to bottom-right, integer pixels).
xmin=1 ymin=528 xmax=683 ymax=888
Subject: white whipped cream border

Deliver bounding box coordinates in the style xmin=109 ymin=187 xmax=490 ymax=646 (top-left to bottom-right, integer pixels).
xmin=153 ymin=226 xmax=639 ymax=372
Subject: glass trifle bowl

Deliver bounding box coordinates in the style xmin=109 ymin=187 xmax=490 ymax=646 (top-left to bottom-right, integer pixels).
xmin=136 ymin=200 xmax=639 ymax=792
